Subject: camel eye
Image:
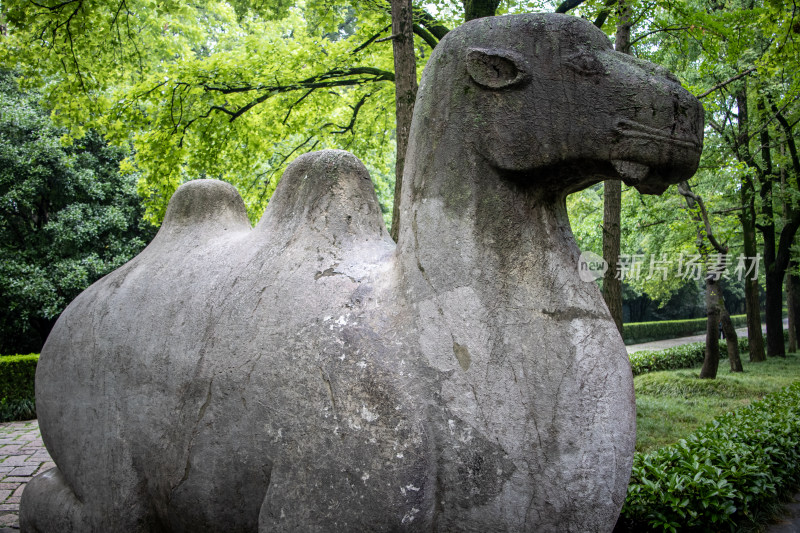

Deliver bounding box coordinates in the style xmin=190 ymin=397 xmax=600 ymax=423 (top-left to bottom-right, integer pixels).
xmin=565 ymin=51 xmax=606 ymax=76
xmin=466 ymin=48 xmax=530 ymax=89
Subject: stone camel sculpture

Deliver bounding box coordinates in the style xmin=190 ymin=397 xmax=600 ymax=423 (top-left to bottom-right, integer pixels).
xmin=21 ymin=13 xmax=702 ymax=533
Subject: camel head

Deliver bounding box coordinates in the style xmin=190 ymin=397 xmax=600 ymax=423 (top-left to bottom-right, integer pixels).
xmin=410 ymin=13 xmax=703 ymax=196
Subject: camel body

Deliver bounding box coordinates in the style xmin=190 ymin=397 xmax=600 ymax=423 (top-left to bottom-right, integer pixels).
xmin=21 ymin=13 xmax=702 ymax=532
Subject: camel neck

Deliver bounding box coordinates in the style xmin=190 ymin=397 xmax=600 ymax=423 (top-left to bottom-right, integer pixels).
xmin=395 ymin=150 xmax=600 ymax=317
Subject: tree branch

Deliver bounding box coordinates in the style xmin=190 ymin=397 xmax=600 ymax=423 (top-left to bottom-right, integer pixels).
xmin=677 ymin=181 xmax=728 ymax=254
xmin=776 ymin=210 xmax=800 ymax=273
xmin=593 ymin=0 xmax=617 ymax=29
xmin=413 ymin=7 xmax=449 ymax=40
xmin=711 ymin=206 xmax=746 ymax=215
xmin=697 ymin=68 xmax=757 ymax=100
xmin=770 ymin=99 xmax=800 ymax=179
xmin=29 ymin=0 xmax=81 ymax=11
xmin=629 ymin=26 xmax=692 ymax=46
xmin=282 ymin=88 xmax=315 ymax=125
xmin=325 ymin=93 xmax=371 ymax=135
xmin=352 ymin=24 xmax=392 ymax=54
xmin=413 ymin=24 xmax=438 ymax=49
xmin=201 ymin=67 xmax=395 ymax=95
xmin=555 ymin=0 xmax=587 ymax=13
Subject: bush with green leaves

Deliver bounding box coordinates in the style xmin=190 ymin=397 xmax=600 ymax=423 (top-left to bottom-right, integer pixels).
xmin=618 ymin=382 xmax=800 ymax=531
xmin=0 ymin=353 xmax=39 ymax=422
xmin=624 ymin=315 xmax=748 ymax=345
xmin=629 ymin=331 xmax=789 ymax=376
xmin=629 ymin=342 xmax=706 ymax=376
xmin=0 ymin=71 xmax=157 ymax=353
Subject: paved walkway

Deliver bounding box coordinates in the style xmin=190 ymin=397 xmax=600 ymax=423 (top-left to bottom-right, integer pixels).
xmin=769 ymin=492 xmax=800 ymax=533
xmin=0 ymin=420 xmax=53 ymax=531
xmin=626 ymin=318 xmax=789 ymax=353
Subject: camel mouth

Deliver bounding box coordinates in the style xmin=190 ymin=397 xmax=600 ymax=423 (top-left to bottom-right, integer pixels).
xmin=615 ymin=119 xmax=701 ymax=150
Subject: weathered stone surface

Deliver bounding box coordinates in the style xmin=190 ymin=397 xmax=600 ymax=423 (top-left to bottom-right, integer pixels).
xmin=20 ymin=13 xmax=702 ymax=533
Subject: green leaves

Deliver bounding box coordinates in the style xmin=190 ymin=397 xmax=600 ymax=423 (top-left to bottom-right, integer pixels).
xmin=621 ymin=382 xmax=800 ymax=531
xmin=0 ymin=71 xmax=156 ymax=354
xmin=0 ymin=354 xmax=38 ymax=422
xmin=2 ymin=0 xmax=406 ymax=224
xmin=627 ymin=333 xmax=774 ymax=375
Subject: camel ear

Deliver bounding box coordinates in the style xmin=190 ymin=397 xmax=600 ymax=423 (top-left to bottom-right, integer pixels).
xmin=466 ymin=48 xmax=530 ymax=89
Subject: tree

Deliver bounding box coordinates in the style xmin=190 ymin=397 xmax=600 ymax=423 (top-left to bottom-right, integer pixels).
xmin=677 ymin=181 xmax=742 ymax=378
xmin=464 ymin=0 xmax=501 ymax=21
xmin=1 ymin=1 xmax=412 ymax=225
xmin=644 ymin=0 xmax=800 ymax=357
xmin=389 ymin=0 xmax=418 ymax=242
xmin=788 ymin=258 xmax=800 ymax=349
xmin=601 ymin=0 xmax=632 ymax=334
xmin=788 ymin=268 xmax=798 ymax=352
xmin=1 ymin=0 xmax=623 ymax=238
xmin=0 ymin=71 xmax=156 ymax=354
xmin=737 ymin=84 xmax=767 ymax=361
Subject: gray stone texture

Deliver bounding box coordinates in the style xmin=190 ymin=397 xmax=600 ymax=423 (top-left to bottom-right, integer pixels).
xmin=20 ymin=13 xmax=702 ymax=533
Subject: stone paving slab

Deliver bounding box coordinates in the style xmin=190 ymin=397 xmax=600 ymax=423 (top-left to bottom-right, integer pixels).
xmin=0 ymin=420 xmax=52 ymax=531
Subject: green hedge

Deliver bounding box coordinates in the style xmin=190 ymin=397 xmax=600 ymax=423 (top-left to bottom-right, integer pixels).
xmin=629 ymin=331 xmax=790 ymax=376
xmin=624 ymin=315 xmax=748 ymax=345
xmin=618 ymin=382 xmax=800 ymax=531
xmin=0 ymin=353 xmax=39 ymax=422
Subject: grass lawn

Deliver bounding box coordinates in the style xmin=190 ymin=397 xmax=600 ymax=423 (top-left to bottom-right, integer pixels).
xmin=634 ymin=350 xmax=800 ymax=453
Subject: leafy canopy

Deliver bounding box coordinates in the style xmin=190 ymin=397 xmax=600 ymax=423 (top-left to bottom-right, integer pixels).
xmin=2 ymin=0 xmax=414 ymax=224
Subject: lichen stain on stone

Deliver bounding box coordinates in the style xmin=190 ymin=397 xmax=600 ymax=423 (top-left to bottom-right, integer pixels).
xmin=453 ymin=342 xmax=471 ymax=371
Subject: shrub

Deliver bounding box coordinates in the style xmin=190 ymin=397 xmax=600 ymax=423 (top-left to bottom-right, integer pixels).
xmin=629 ymin=343 xmax=706 ymax=376
xmin=618 ymin=382 xmax=800 ymax=532
xmin=624 ymin=315 xmax=748 ymax=345
xmin=628 ymin=332 xmax=789 ymax=376
xmin=0 ymin=397 xmax=36 ymax=422
xmin=0 ymin=353 xmax=38 ymax=422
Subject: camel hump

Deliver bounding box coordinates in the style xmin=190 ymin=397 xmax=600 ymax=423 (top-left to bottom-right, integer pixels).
xmin=156 ymin=179 xmax=252 ymax=243
xmin=256 ymin=149 xmax=390 ymax=244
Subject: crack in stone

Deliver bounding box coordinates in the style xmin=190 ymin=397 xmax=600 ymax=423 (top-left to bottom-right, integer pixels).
xmin=169 ymin=379 xmax=214 ymax=505
xmin=319 ymin=367 xmax=337 ymax=417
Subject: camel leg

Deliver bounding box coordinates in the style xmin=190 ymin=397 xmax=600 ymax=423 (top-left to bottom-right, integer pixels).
xmin=19 ymin=468 xmax=89 ymax=533
xmin=19 ymin=467 xmax=158 ymax=533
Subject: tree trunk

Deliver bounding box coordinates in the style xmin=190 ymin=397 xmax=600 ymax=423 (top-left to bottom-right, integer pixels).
xmin=720 ymin=294 xmax=743 ymax=372
xmin=789 ymin=266 xmax=800 ymax=351
xmin=464 ymin=0 xmax=501 ymax=21
xmin=742 ymin=188 xmax=766 ymax=362
xmin=745 ymin=276 xmax=766 ymax=362
xmin=735 ymin=87 xmax=766 ymax=363
xmin=601 ymin=0 xmax=631 ymax=335
xmin=389 ymin=0 xmax=418 ymax=242
xmin=675 ymin=180 xmax=732 ymax=379
xmin=775 ymin=107 xmax=800 ymax=353
xmin=614 ymin=0 xmax=632 ymax=54
xmin=765 ymin=267 xmax=786 ymax=357
xmin=788 ymin=270 xmax=797 ymax=352
xmin=701 ymin=277 xmax=722 ymax=379
xmin=602 ymin=179 xmax=623 ymax=334
xmin=755 ymin=96 xmax=786 ymax=358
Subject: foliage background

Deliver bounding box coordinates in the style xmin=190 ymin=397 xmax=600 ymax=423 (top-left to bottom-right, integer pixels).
xmin=0 ymin=71 xmax=156 ymax=353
